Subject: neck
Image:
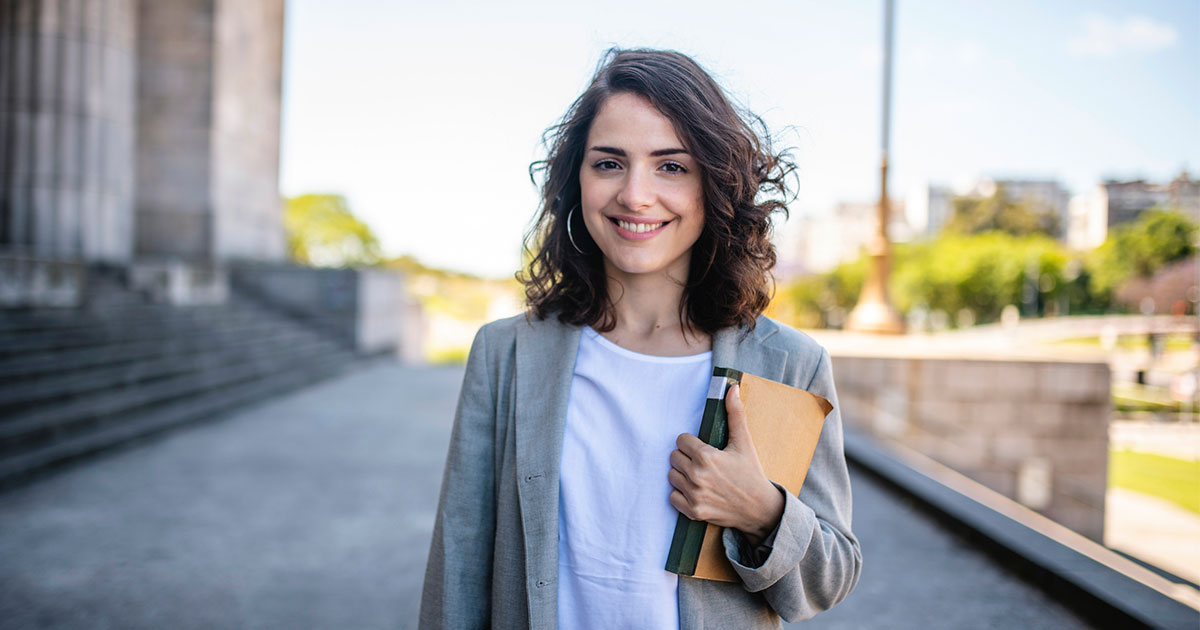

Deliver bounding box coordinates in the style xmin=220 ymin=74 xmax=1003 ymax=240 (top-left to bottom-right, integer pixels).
xmin=601 ymin=258 xmax=708 ymax=351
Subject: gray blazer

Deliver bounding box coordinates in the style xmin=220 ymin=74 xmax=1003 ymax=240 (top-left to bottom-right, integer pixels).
xmin=420 ymin=312 xmax=862 ymax=629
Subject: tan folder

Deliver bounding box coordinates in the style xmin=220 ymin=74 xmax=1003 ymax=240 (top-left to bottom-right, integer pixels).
xmin=690 ymin=370 xmax=833 ymax=582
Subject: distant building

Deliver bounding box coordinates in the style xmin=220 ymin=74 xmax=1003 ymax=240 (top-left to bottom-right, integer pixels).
xmin=794 ymin=200 xmax=909 ymax=273
xmin=905 ymin=182 xmax=954 ymax=237
xmin=1166 ymin=171 xmax=1200 ymax=222
xmin=1067 ymin=172 xmax=1200 ymax=250
xmin=1104 ymin=179 xmax=1169 ymax=227
xmin=908 ymin=177 xmax=1069 ymax=240
xmin=1067 ymin=191 xmax=1108 ymax=250
xmin=965 ymin=178 xmax=1070 ymax=238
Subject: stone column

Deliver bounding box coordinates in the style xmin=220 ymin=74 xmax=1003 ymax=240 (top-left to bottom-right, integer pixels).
xmin=210 ymin=0 xmax=285 ymax=261
xmin=0 ymin=0 xmax=138 ymax=262
xmin=135 ymin=0 xmax=284 ymax=262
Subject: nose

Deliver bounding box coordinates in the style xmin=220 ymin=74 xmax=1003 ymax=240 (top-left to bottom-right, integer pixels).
xmin=616 ymin=168 xmax=655 ymax=211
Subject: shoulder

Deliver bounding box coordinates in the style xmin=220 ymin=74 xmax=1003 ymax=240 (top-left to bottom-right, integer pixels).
xmin=475 ymin=312 xmax=528 ymax=344
xmin=475 ymin=310 xmax=570 ymax=340
xmin=467 ymin=313 xmax=527 ymax=365
xmin=472 ymin=310 xmax=577 ymax=356
xmin=752 ymin=314 xmax=827 ymax=360
xmin=749 ymin=314 xmax=830 ymax=388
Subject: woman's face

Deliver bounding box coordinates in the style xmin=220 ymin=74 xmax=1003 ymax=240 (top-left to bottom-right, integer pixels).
xmin=578 ymin=92 xmax=705 ymax=283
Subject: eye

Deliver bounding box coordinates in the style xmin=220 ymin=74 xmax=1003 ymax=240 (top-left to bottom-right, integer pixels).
xmin=660 ymin=161 xmax=689 ymax=174
xmin=593 ymin=159 xmax=622 ymax=171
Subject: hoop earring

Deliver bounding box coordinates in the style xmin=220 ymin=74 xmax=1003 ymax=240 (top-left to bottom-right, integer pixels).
xmin=566 ymin=205 xmax=586 ymax=255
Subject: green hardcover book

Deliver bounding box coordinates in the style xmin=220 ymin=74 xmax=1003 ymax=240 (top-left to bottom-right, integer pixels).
xmin=665 ymin=366 xmax=833 ymax=582
xmin=664 ymin=367 xmax=742 ymax=577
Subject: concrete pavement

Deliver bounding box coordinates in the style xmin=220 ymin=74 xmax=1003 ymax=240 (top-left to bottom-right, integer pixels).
xmin=0 ymin=360 xmax=1095 ymax=629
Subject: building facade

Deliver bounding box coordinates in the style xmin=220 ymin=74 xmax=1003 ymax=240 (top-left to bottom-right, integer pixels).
xmin=0 ymin=0 xmax=286 ymax=264
xmin=1067 ymin=172 xmax=1200 ymax=251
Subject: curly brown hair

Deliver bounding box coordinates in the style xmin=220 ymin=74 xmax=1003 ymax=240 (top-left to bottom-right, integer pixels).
xmin=518 ymin=48 xmax=796 ymax=336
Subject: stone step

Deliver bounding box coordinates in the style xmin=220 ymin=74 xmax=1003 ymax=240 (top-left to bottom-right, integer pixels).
xmin=0 ymin=300 xmax=201 ymax=333
xmin=0 ymin=326 xmax=339 ymax=414
xmin=0 ymin=315 xmax=332 ymax=382
xmin=0 ymin=352 xmax=360 ymax=490
xmin=0 ymin=338 xmax=356 ymax=455
xmin=0 ymin=305 xmax=276 ymax=356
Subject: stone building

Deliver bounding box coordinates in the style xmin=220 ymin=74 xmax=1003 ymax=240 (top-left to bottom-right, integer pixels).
xmin=1 ymin=0 xmax=286 ymax=302
xmin=793 ymin=199 xmax=910 ymax=274
xmin=0 ymin=0 xmax=422 ymax=490
xmin=966 ymin=178 xmax=1071 ymax=238
xmin=905 ymin=181 xmax=953 ymax=238
xmin=1067 ymin=172 xmax=1200 ymax=251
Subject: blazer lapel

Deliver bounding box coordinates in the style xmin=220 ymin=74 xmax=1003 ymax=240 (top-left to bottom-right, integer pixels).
xmin=513 ymin=314 xmax=581 ymax=625
xmin=711 ymin=317 xmax=789 ymax=383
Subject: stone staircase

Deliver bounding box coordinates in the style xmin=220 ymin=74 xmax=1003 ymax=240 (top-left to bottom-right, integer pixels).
xmin=0 ymin=268 xmax=362 ymax=489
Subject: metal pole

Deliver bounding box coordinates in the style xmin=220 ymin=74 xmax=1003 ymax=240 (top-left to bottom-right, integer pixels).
xmin=846 ymin=0 xmax=905 ymax=334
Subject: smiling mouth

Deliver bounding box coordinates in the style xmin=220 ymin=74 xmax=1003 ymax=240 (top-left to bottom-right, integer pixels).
xmin=608 ymin=217 xmax=671 ymax=234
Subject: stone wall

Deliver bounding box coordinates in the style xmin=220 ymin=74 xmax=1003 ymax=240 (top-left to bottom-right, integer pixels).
xmin=230 ymin=263 xmax=416 ymax=359
xmin=830 ymin=353 xmax=1111 ymax=541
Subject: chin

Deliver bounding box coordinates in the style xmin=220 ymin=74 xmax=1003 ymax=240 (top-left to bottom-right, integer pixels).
xmin=604 ymin=253 xmax=689 ymax=279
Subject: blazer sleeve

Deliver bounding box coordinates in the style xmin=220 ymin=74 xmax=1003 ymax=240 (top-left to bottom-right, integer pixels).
xmin=419 ymin=326 xmax=498 ymax=629
xmin=720 ymin=346 xmax=863 ymax=622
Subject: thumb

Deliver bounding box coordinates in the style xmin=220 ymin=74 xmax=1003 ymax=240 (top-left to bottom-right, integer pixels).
xmin=725 ymin=383 xmax=753 ymax=450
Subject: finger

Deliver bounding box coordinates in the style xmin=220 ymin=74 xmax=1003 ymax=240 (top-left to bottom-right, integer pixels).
xmin=667 ymin=467 xmax=695 ymax=493
xmin=669 ymin=489 xmax=695 ymax=519
xmin=724 ymin=383 xmax=753 ymax=448
xmin=669 ymin=449 xmax=695 ymax=479
xmin=675 ymin=432 xmax=713 ymax=460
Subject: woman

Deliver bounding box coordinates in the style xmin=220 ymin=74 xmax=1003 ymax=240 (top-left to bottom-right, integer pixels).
xmin=420 ymin=48 xmax=861 ymax=629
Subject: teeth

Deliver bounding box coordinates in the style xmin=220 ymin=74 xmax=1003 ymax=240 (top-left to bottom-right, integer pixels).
xmin=617 ymin=220 xmax=665 ymax=233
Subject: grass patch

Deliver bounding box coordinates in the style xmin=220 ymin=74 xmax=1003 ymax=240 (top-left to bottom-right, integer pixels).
xmin=1053 ymin=333 xmax=1195 ymax=351
xmin=1113 ymin=383 xmax=1182 ymax=413
xmin=1109 ymin=449 xmax=1200 ymax=514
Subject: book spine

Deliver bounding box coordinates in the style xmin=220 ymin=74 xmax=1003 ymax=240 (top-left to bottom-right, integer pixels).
xmin=665 ymin=367 xmax=742 ymax=576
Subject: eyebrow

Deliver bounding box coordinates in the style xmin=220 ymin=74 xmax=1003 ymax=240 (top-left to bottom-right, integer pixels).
xmin=588 ymin=146 xmax=690 ymax=157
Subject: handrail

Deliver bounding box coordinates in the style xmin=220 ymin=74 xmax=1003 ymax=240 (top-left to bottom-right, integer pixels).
xmin=844 ymin=427 xmax=1200 ymax=630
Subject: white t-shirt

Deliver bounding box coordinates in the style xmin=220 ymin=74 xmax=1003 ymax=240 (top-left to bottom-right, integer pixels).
xmin=557 ymin=326 xmax=713 ymax=630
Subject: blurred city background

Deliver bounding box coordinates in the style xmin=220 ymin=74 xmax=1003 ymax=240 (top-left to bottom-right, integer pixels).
xmin=0 ymin=0 xmax=1197 ymax=628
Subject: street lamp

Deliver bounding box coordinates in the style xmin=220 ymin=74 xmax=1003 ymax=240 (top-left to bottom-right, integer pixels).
xmin=846 ymin=0 xmax=906 ymax=334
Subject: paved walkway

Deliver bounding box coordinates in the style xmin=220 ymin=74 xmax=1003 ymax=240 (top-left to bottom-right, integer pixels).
xmin=1105 ymin=487 xmax=1200 ymax=586
xmin=0 ymin=361 xmax=1094 ymax=629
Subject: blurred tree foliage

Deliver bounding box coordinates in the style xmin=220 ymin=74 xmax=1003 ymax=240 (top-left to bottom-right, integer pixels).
xmin=777 ymin=208 xmax=1197 ymax=329
xmin=285 ymin=194 xmax=383 ymax=267
xmin=382 ymin=254 xmax=522 ymax=322
xmin=890 ymin=232 xmax=1068 ymax=321
xmin=1085 ymin=208 xmax=1197 ymax=303
xmin=945 ymin=186 xmax=1060 ymax=237
xmin=774 ymin=257 xmax=866 ymax=328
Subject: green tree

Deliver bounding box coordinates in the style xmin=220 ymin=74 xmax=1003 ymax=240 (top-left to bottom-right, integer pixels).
xmin=774 ymin=256 xmax=868 ymax=328
xmin=1086 ymin=208 xmax=1198 ymax=303
xmin=946 ymin=186 xmax=1060 ymax=237
xmin=776 ymin=231 xmax=1074 ymax=329
xmin=284 ymin=194 xmax=383 ymax=267
xmin=890 ymin=231 xmax=1068 ymax=322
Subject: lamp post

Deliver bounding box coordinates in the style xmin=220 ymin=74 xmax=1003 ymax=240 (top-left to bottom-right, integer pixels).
xmin=846 ymin=0 xmax=906 ymax=334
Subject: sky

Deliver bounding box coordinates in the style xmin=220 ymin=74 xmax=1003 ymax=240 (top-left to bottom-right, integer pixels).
xmin=279 ymin=0 xmax=1199 ymax=278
